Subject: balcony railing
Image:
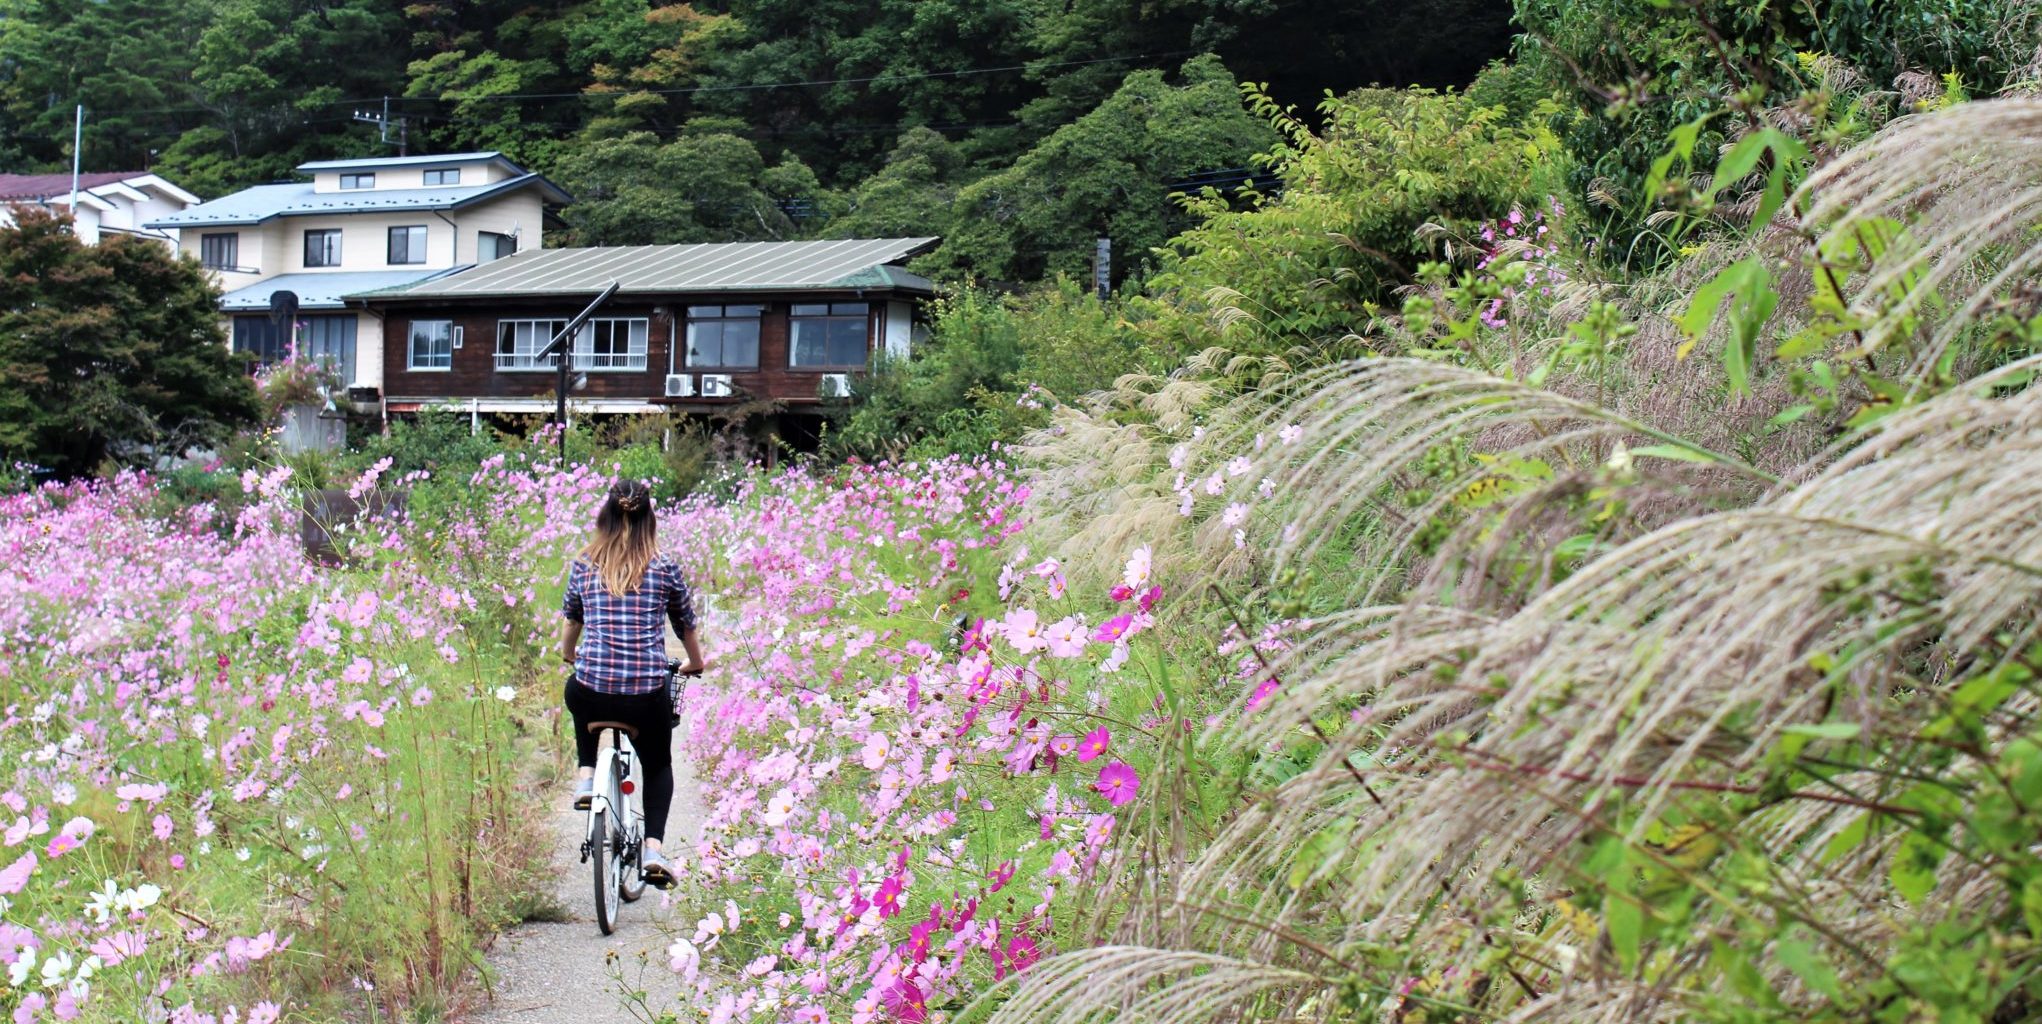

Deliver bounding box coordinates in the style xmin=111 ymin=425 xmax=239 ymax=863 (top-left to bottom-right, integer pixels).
xmin=494 ymin=352 xmax=647 ymax=373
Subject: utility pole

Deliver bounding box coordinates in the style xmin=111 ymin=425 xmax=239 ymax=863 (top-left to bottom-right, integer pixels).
xmin=1092 ymin=237 xmax=1111 ymax=300
xmin=68 ymin=105 xmax=83 ymax=212
xmin=352 ymin=98 xmax=409 ymax=156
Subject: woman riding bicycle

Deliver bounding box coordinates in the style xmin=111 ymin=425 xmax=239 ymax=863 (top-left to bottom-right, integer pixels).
xmin=559 ymin=479 xmax=706 ymax=889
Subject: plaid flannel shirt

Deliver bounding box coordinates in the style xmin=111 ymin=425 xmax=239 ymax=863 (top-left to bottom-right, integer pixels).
xmin=562 ymin=556 xmax=698 ymax=695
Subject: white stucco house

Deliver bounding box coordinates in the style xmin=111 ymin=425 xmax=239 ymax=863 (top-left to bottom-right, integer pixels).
xmin=142 ymin=152 xmax=571 ymax=392
xmin=0 ymin=171 xmax=200 ymax=245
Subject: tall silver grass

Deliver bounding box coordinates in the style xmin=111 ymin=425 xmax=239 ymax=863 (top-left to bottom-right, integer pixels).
xmin=981 ymin=96 xmax=2042 ymax=1022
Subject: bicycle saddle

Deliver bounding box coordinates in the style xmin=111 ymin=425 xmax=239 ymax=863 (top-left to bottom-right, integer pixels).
xmin=586 ymin=720 xmax=640 ymax=738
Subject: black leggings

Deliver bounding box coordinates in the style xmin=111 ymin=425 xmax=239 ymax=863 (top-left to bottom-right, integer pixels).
xmin=563 ymin=676 xmax=675 ymax=844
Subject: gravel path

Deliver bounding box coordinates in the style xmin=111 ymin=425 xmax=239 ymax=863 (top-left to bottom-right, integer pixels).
xmin=458 ymin=744 xmax=711 ymax=1024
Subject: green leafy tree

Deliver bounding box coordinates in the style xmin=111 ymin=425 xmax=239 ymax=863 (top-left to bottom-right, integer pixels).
xmin=825 ymin=127 xmax=968 ymax=240
xmin=929 ymin=55 xmax=1277 ymax=283
xmin=691 ymin=0 xmax=1034 ymax=183
xmin=549 ymin=125 xmax=831 ymax=245
xmin=0 ymin=208 xmax=259 ymax=476
xmin=0 ymin=0 xmax=205 ymax=169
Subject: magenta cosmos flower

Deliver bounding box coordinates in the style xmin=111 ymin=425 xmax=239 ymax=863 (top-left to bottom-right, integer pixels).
xmin=1095 ymin=761 xmax=1140 ymax=806
xmin=1077 ymin=726 xmax=1110 ymax=762
xmin=1092 ymin=614 xmax=1133 ymax=644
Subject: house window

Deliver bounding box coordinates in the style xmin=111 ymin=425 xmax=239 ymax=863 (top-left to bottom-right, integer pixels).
xmin=789 ymin=302 xmax=870 ymax=368
xmin=230 ymin=315 xmax=356 ymax=383
xmin=408 ymin=320 xmax=456 ymax=371
xmin=304 ymin=229 xmax=341 ymax=268
xmin=199 ymin=233 xmax=238 ymax=271
xmin=388 ymin=225 xmax=427 ymax=265
xmin=339 ymin=173 xmax=374 ymax=190
xmin=301 ymin=315 xmax=359 ymax=385
xmin=684 ymin=305 xmax=762 ymax=368
xmin=231 ymin=317 xmax=286 ymax=365
xmin=576 ymin=319 xmax=648 ymax=372
xmin=478 ymin=231 xmax=515 ymax=263
xmin=423 ymin=168 xmax=461 ymax=186
xmin=495 ymin=319 xmax=570 ymax=372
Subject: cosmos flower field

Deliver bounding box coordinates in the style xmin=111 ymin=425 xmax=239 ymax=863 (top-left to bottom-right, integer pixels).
xmin=0 ymin=449 xmax=611 ymax=1022
xmin=652 ymin=457 xmax=1182 ymax=1023
xmin=0 ymin=439 xmax=1287 ymax=1023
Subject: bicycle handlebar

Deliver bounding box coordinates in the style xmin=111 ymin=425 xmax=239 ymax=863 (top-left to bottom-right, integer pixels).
xmin=665 ymin=658 xmax=703 ymax=678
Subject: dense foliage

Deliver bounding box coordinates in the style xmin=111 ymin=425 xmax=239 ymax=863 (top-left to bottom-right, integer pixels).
xmin=0 ymin=0 xmax=1515 ymax=283
xmin=0 ymin=208 xmax=257 ymax=478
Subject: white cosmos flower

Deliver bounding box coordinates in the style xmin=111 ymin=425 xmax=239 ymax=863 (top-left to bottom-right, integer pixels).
xmin=761 ymin=789 xmax=796 ymax=828
xmin=493 ymin=686 xmax=517 ymax=702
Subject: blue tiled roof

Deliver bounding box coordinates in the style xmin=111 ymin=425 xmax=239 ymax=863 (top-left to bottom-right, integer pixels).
xmin=297 ymin=152 xmax=510 ymax=172
xmin=143 ymin=173 xmax=571 ymax=229
xmin=218 ymin=269 xmax=466 ymax=311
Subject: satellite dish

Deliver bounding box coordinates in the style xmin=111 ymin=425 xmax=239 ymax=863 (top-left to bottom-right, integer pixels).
xmin=267 ymin=290 xmax=300 ymax=330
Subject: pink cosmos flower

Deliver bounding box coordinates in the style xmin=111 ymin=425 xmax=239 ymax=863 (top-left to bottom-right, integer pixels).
xmin=1042 ymin=617 xmax=1086 ymax=658
xmin=988 ymin=860 xmax=1015 ymax=893
xmin=1006 ymin=933 xmax=1041 ymax=974
xmin=1048 ymin=734 xmax=1079 ymax=758
xmin=44 ymin=832 xmax=79 ymax=858
xmin=1094 ymin=761 xmax=1140 ymax=806
xmin=1001 ymin=608 xmax=1047 ymax=653
xmin=861 ymin=733 xmax=890 ymax=771
xmin=0 ymin=851 xmax=34 ymax=894
xmin=89 ymin=929 xmax=149 ymax=966
xmin=882 ymin=980 xmax=927 ymax=1023
xmin=1077 ymin=727 xmax=1110 ymax=763
xmin=1246 ymin=678 xmax=1281 ymax=711
xmin=1092 ymin=615 xmax=1133 ymax=644
xmin=874 ymin=875 xmax=904 ymax=918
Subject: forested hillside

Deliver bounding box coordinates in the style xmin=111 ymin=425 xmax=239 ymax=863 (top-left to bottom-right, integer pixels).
xmin=0 ymin=0 xmax=1510 ymax=282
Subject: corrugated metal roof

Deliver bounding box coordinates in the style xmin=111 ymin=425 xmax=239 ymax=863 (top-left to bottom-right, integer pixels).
xmin=362 ymin=237 xmax=940 ymax=300
xmin=297 ymin=152 xmax=510 ymax=172
xmin=219 ymin=269 xmax=463 ymax=311
xmin=0 ymin=172 xmax=146 ymax=200
xmin=143 ymin=173 xmax=571 ymax=229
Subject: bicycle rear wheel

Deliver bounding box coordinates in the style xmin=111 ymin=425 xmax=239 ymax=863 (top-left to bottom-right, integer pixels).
xmin=592 ymin=804 xmax=622 ymax=935
xmin=620 ymin=758 xmax=647 ymax=903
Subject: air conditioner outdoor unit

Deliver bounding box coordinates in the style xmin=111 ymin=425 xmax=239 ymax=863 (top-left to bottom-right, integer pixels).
xmin=664 ymin=373 xmax=694 ymax=398
xmin=819 ymin=373 xmax=853 ymax=398
xmin=699 ymin=374 xmax=735 ymax=398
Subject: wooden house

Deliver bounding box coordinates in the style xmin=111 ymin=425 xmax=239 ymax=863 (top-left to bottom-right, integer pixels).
xmin=355 ymin=237 xmax=938 ymax=422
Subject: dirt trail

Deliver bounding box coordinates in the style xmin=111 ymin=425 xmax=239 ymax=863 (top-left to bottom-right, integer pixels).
xmin=458 ymin=756 xmax=709 ymax=1023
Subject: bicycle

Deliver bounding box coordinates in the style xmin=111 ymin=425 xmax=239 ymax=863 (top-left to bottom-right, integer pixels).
xmin=580 ymin=659 xmax=697 ymax=935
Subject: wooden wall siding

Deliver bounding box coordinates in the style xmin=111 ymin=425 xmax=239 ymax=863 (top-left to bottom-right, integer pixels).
xmin=379 ymin=298 xmax=885 ymax=405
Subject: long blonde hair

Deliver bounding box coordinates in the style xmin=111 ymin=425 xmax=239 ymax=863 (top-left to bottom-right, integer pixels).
xmin=581 ymin=480 xmax=658 ymax=595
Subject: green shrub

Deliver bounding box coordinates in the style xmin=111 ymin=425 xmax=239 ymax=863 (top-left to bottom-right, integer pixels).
xmin=1136 ymin=86 xmax=1566 ymax=357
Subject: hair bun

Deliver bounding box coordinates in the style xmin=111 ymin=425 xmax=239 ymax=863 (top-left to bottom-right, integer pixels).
xmin=609 ymin=479 xmax=650 ymax=512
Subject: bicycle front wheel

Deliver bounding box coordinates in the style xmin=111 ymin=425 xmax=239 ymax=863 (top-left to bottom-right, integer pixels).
xmin=592 ymin=804 xmax=622 ymax=935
